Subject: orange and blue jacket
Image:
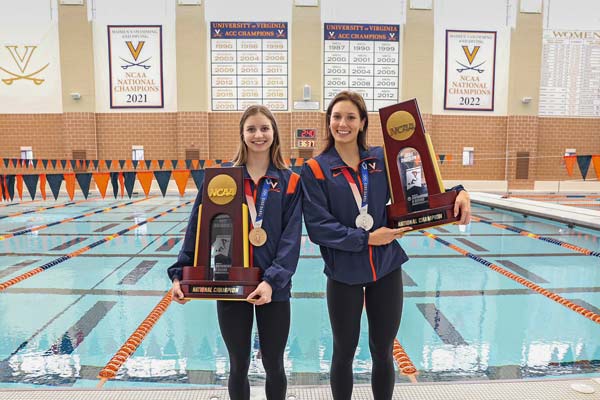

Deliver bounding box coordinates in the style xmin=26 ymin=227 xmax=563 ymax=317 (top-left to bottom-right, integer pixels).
xmin=301 ymin=146 xmax=409 ymax=285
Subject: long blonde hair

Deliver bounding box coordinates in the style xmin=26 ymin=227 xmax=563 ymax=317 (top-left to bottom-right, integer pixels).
xmin=323 ymin=90 xmax=369 ymax=153
xmin=232 ymin=105 xmax=287 ymax=169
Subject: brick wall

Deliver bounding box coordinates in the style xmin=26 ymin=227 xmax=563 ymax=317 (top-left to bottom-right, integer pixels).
xmin=536 ymin=117 xmax=600 ymax=180
xmin=2 ymin=112 xmax=599 ymax=186
xmin=95 ymin=113 xmax=178 ymax=160
xmin=207 ymin=111 xmax=243 ymax=161
xmin=64 ymin=112 xmax=98 ymax=160
xmin=431 ymin=115 xmax=507 ymax=181
xmin=177 ymin=112 xmax=209 ymax=159
xmin=506 ymin=116 xmax=538 ymax=189
xmin=0 ymin=114 xmax=66 ymax=159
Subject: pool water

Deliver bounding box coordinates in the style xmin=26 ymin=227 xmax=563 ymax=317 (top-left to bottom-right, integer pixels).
xmin=1 ymin=194 xmax=599 ymax=388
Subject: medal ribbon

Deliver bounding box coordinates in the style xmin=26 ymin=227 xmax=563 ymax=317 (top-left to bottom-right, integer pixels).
xmin=340 ymin=162 xmax=369 ymax=216
xmin=244 ymin=178 xmax=270 ymax=229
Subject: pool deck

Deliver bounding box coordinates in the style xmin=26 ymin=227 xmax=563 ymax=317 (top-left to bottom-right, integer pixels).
xmin=2 ymin=377 xmax=600 ymax=399
xmin=471 ymin=192 xmax=600 ymax=230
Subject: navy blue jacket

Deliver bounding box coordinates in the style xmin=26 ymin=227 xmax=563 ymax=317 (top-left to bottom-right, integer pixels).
xmin=168 ymin=164 xmax=302 ymax=301
xmin=301 ymin=146 xmax=409 ymax=285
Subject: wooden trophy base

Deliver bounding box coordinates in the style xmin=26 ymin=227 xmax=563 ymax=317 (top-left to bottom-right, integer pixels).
xmin=180 ymin=266 xmax=261 ymax=300
xmin=387 ymin=191 xmax=459 ymax=230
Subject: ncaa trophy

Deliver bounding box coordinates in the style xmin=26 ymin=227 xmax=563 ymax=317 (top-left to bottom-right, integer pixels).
xmin=179 ymin=167 xmax=261 ymax=300
xmin=379 ymin=99 xmax=459 ymax=230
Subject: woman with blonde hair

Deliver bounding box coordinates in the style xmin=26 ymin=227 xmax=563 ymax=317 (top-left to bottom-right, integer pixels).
xmin=168 ymin=105 xmax=302 ymax=400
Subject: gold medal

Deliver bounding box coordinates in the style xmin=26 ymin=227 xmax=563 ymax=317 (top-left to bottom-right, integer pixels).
xmin=248 ymin=227 xmax=268 ymax=246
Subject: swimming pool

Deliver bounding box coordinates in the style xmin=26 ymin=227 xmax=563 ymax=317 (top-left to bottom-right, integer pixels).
xmin=0 ymin=194 xmax=599 ymax=388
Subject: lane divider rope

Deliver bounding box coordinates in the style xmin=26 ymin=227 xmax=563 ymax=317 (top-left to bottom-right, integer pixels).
xmin=0 ymin=200 xmax=193 ymax=291
xmin=393 ymin=339 xmax=418 ymax=382
xmin=97 ymin=290 xmax=173 ymax=387
xmin=0 ymin=197 xmax=100 ymax=220
xmin=0 ymin=196 xmax=154 ymax=241
xmin=0 ymin=199 xmax=41 ymax=208
xmin=420 ymin=230 xmax=600 ymax=325
xmin=471 ymin=216 xmax=600 ymax=257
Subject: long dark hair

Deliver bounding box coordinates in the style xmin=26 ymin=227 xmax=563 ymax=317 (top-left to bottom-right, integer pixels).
xmin=232 ymin=105 xmax=287 ymax=169
xmin=323 ymin=90 xmax=369 ymax=152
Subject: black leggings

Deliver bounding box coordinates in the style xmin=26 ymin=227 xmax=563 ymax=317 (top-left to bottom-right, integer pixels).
xmin=217 ymin=300 xmax=290 ymax=400
xmin=327 ymin=268 xmax=403 ymax=400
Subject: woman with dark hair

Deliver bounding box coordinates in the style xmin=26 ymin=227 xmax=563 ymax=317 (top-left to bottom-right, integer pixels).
xmin=301 ymin=91 xmax=470 ymax=400
xmin=168 ymin=105 xmax=302 ymax=400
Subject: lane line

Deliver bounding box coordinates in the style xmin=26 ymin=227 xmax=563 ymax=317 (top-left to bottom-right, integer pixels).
xmin=495 ymin=259 xmax=549 ymax=284
xmin=416 ymin=303 xmax=468 ymax=346
xmin=118 ymin=260 xmax=158 ymax=285
xmin=45 ymin=301 xmax=116 ymax=355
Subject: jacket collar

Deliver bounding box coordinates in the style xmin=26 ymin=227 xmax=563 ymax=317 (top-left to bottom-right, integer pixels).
xmin=242 ymin=162 xmax=279 ymax=182
xmin=323 ymin=146 xmax=376 ymax=171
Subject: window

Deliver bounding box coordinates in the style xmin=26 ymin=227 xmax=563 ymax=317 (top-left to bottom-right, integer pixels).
xmin=462 ymin=147 xmax=474 ymax=166
xmin=20 ymin=146 xmax=33 ymax=160
xmin=132 ymin=145 xmax=144 ymax=161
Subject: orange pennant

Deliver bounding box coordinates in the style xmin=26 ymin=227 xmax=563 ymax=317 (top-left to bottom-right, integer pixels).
xmin=447 ymin=154 xmax=453 ymax=162
xmin=163 ymin=160 xmax=173 ymax=170
xmin=98 ymin=159 xmax=107 ymax=171
xmin=118 ymin=172 xmax=125 ymax=198
xmin=564 ymin=155 xmax=576 ymax=176
xmin=93 ymin=172 xmax=110 ymax=199
xmin=191 ymin=159 xmax=199 ymax=169
xmin=592 ymin=155 xmax=600 ymax=181
xmin=125 ymin=159 xmax=133 ymax=169
xmin=204 ymin=160 xmax=214 ymax=168
xmin=64 ymin=173 xmax=76 ymax=201
xmin=136 ymin=171 xmax=154 ymax=197
xmin=295 ymin=158 xmax=304 ymax=167
xmin=40 ymin=174 xmax=47 ymax=200
xmin=16 ymin=175 xmax=23 ymax=200
xmin=151 ymin=160 xmax=159 ymax=170
xmin=173 ymin=170 xmax=191 ymax=196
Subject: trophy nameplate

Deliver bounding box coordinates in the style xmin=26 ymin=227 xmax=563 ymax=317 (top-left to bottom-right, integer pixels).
xmin=379 ymin=99 xmax=459 ymax=230
xmin=180 ymin=167 xmax=261 ymax=300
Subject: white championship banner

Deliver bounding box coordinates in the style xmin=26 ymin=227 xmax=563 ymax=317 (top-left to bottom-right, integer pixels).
xmin=210 ymin=22 xmax=288 ymax=111
xmin=108 ymin=25 xmax=164 ymax=109
xmin=323 ymin=23 xmax=400 ymax=112
xmin=444 ymin=30 xmax=496 ymax=111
